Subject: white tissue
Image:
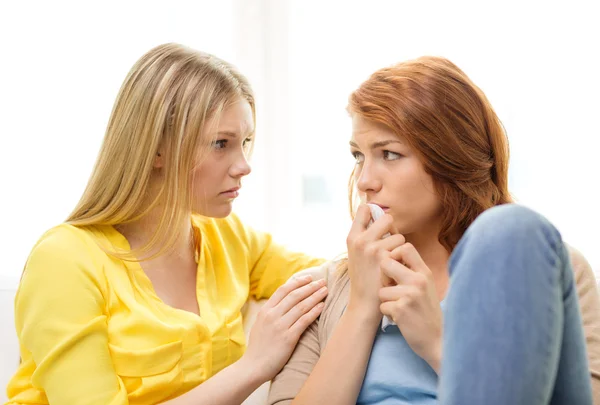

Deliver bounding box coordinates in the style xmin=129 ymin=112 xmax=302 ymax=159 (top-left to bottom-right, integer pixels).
xmin=366 ymin=204 xmax=396 ymax=331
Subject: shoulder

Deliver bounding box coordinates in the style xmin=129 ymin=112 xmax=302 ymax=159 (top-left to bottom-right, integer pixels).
xmin=566 ymin=243 xmax=597 ymax=291
xmin=15 ymin=225 xmax=111 ymax=337
xmin=289 ymin=258 xmax=350 ymax=345
xmin=28 ymin=223 xmax=99 ymax=263
xmin=287 ymin=259 xmax=348 ymax=288
xmin=284 ymin=259 xmax=350 ymax=308
xmin=20 ymin=223 xmax=106 ymax=293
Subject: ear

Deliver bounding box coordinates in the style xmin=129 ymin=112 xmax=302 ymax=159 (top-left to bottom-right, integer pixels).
xmin=153 ymin=150 xmax=164 ymax=169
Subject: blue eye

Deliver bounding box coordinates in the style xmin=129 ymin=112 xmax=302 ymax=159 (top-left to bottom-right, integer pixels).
xmin=213 ymin=139 xmax=227 ymax=150
xmin=383 ymin=150 xmax=402 ymax=160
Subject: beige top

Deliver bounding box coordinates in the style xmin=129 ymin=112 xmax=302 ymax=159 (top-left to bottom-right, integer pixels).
xmin=268 ymin=246 xmax=600 ymax=404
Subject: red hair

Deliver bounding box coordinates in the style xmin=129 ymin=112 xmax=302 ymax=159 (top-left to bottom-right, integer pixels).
xmin=348 ymin=56 xmax=512 ymax=252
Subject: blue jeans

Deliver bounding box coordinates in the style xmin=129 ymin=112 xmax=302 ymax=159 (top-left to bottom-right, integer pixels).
xmin=439 ymin=204 xmax=593 ymax=405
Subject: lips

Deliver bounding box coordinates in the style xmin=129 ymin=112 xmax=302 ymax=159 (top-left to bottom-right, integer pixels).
xmin=221 ymin=186 xmax=241 ymax=194
xmin=220 ymin=186 xmax=241 ymax=199
xmin=369 ymin=202 xmax=389 ymax=211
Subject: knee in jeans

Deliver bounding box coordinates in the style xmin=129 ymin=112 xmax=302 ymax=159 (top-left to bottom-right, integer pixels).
xmin=468 ymin=204 xmax=561 ymax=247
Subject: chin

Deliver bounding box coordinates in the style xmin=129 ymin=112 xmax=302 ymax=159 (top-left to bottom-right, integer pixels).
xmin=212 ymin=208 xmax=232 ymax=218
xmin=195 ymin=203 xmax=233 ymax=218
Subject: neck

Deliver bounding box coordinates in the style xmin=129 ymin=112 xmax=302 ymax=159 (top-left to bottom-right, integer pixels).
xmin=116 ymin=203 xmax=194 ymax=263
xmin=404 ymin=230 xmax=450 ymax=300
xmin=403 ymin=230 xmax=450 ymax=278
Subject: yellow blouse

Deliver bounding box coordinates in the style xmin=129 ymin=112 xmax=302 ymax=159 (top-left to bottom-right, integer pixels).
xmin=6 ymin=213 xmax=324 ymax=405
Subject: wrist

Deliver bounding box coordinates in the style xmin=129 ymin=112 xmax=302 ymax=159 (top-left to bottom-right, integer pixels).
xmin=236 ymin=353 xmax=266 ymax=389
xmin=425 ymin=338 xmax=443 ymax=374
xmin=345 ymin=301 xmax=382 ymax=327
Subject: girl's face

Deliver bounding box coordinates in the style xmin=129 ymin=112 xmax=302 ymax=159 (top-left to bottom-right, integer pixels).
xmin=350 ymin=115 xmax=443 ymax=237
xmin=191 ymin=98 xmax=254 ymax=218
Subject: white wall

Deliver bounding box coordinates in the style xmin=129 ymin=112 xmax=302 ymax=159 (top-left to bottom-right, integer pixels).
xmin=275 ymin=0 xmax=600 ymax=272
xmin=0 ymin=0 xmax=270 ymax=399
xmin=0 ymin=0 xmax=243 ymax=289
xmin=1 ymin=1 xmax=598 ymax=285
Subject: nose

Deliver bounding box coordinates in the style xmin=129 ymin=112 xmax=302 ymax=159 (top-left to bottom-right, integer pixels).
xmin=356 ymin=160 xmax=382 ymax=194
xmin=230 ymin=151 xmax=252 ymax=178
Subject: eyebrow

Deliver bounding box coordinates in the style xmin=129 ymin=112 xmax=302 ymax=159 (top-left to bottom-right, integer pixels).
xmin=349 ymin=139 xmax=402 ymax=149
xmin=217 ymin=129 xmax=255 ymax=138
xmin=217 ymin=131 xmax=239 ymax=138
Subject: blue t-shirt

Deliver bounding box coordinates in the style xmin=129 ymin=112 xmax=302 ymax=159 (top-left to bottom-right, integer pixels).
xmin=357 ymin=304 xmax=446 ymax=404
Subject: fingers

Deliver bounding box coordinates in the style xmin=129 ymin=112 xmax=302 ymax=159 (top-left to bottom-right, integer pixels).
xmin=377 ymin=233 xmax=406 ymax=252
xmin=264 ymin=274 xmax=314 ymax=310
xmin=390 ymin=243 xmax=428 ymax=274
xmin=281 ymin=283 xmax=328 ymax=327
xmin=349 ymin=204 xmax=394 ymax=241
xmin=380 ymin=301 xmax=399 ymax=319
xmin=380 ymin=257 xmax=415 ymax=285
xmin=363 ymin=213 xmax=395 ymax=241
xmin=379 ymin=284 xmax=419 ymax=302
xmin=373 ymin=235 xmax=408 ymax=286
xmin=348 ymin=204 xmax=372 ymax=236
xmin=379 ymin=285 xmax=420 ymax=318
xmin=348 ymin=204 xmax=399 ymax=249
xmin=358 ymin=233 xmax=407 ymax=269
xmin=272 ymin=278 xmax=327 ymax=316
xmin=289 ymin=301 xmax=326 ymax=337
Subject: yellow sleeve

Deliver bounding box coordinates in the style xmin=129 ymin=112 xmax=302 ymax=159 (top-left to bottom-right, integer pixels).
xmin=14 ymin=226 xmax=128 ymax=405
xmin=237 ymin=216 xmax=325 ymax=300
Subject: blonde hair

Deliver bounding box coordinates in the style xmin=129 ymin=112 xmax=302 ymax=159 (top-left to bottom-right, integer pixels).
xmin=67 ymin=43 xmax=255 ymax=259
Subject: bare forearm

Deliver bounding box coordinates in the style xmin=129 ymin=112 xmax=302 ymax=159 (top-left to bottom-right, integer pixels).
xmin=164 ymin=355 xmax=263 ymax=405
xmin=292 ymin=306 xmax=380 ymax=405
